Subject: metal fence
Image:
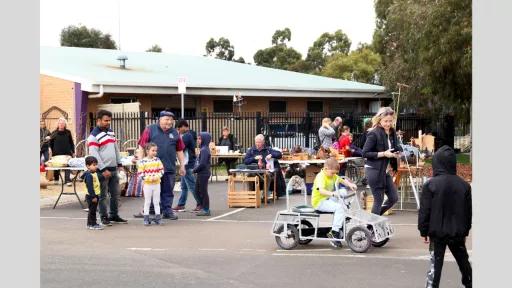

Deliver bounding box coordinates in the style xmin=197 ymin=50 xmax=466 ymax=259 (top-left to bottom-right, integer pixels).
xmin=85 ymin=111 xmax=470 ymax=153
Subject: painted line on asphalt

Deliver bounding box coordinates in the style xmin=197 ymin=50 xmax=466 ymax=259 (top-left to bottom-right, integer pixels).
xmin=271 ymin=253 xmax=464 ymax=262
xmin=40 ymin=216 xmax=419 ymax=226
xmin=199 ymin=248 xmax=227 ymax=251
xmin=127 ymin=248 xmax=168 ymax=251
xmin=205 ymin=208 xmax=246 ymax=221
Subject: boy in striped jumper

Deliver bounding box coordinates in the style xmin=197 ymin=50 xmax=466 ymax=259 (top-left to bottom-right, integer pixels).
xmin=137 ymin=143 xmax=165 ymax=225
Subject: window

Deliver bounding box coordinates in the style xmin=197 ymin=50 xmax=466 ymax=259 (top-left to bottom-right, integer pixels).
xmin=110 ymin=96 xmax=137 ymax=104
xmin=307 ymin=101 xmax=323 ymax=112
xmin=213 ymin=100 xmax=233 ymax=113
xmin=269 ymin=100 xmax=286 ymax=113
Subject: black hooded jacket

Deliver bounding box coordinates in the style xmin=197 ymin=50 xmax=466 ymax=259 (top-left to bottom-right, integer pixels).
xmin=418 ymin=145 xmax=472 ymax=239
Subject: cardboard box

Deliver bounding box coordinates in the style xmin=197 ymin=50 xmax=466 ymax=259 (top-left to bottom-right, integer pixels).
xmin=305 ymin=165 xmax=322 ymax=183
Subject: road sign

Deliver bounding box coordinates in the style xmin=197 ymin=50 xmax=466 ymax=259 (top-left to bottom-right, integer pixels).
xmin=178 ymin=77 xmax=187 ymax=94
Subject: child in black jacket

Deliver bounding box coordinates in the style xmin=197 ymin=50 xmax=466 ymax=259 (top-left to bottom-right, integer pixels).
xmin=193 ymin=132 xmax=212 ymax=216
xmin=81 ymin=156 xmax=105 ymax=230
xmin=418 ymin=145 xmax=472 ymax=288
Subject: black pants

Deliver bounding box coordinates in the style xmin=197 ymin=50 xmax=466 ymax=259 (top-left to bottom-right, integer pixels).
xmin=195 ymin=173 xmax=210 ymax=211
xmin=366 ymin=169 xmax=398 ymax=215
xmin=54 ymin=169 xmax=72 ymax=183
xmin=219 ymin=158 xmax=236 ymax=175
xmin=86 ymin=195 xmax=99 ymax=226
xmin=426 ymin=237 xmax=472 ymax=288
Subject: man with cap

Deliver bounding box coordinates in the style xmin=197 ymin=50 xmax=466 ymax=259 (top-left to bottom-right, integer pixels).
xmin=135 ymin=110 xmax=186 ymax=220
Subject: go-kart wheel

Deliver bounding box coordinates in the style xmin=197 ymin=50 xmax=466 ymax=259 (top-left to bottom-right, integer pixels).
xmin=298 ymin=220 xmax=314 ymax=245
xmin=346 ymin=226 xmax=372 ymax=253
xmin=275 ymin=224 xmax=299 ymax=250
xmin=372 ymin=238 xmax=389 ymax=247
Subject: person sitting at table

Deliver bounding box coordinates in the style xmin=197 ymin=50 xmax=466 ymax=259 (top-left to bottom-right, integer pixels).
xmin=217 ymin=126 xmax=238 ymax=179
xmin=244 ymin=134 xmax=286 ymax=198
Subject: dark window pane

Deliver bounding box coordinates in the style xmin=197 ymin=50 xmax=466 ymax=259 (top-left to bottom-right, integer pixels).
xmin=269 ymin=101 xmax=286 ymax=112
xmin=307 ymin=101 xmax=323 ymax=112
xmin=213 ymin=100 xmax=233 ymax=113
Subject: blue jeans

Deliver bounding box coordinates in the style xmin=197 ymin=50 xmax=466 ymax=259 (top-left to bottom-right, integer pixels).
xmin=99 ymin=169 xmax=120 ymax=218
xmin=160 ymin=172 xmax=176 ymax=216
xmin=178 ymin=169 xmax=199 ymax=206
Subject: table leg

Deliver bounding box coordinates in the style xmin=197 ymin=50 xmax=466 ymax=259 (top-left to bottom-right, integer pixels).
xmin=52 ymin=170 xmax=65 ymax=209
xmin=72 ymin=172 xmax=85 ymax=209
xmin=263 ymin=173 xmax=268 ymax=207
xmin=273 ymin=172 xmax=277 ymax=204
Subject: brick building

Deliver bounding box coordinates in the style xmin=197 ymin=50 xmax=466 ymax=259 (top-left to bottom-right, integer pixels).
xmin=40 ymin=46 xmax=389 ymax=140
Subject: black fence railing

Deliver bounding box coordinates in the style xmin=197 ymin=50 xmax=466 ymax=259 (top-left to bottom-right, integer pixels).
xmin=86 ymin=112 xmax=470 ymax=153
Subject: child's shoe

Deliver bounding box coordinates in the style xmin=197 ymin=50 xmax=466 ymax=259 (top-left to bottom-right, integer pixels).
xmin=326 ymin=230 xmax=342 ymax=248
xmin=153 ymin=214 xmax=162 ymax=225
xmin=143 ymin=215 xmax=151 ymax=226
xmin=87 ymin=224 xmax=104 ymax=230
xmin=196 ymin=210 xmax=211 ymax=216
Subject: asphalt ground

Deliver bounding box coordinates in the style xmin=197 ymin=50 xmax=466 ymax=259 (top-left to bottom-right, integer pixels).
xmin=41 ymin=182 xmax=472 ymax=288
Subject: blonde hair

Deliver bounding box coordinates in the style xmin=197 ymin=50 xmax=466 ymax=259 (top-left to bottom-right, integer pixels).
xmin=324 ymin=157 xmax=340 ymax=171
xmin=322 ymin=118 xmax=332 ymax=128
xmin=371 ymin=107 xmax=396 ymax=129
xmin=57 ymin=117 xmax=67 ymax=127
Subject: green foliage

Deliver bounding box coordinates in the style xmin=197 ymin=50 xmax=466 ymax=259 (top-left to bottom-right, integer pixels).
xmin=205 ymin=37 xmax=235 ymax=61
xmin=253 ymin=28 xmax=303 ymax=71
xmin=60 ymin=25 xmax=117 ymax=49
xmin=305 ymin=30 xmax=352 ymax=73
xmin=146 ymin=44 xmax=162 ymax=52
xmin=373 ymin=0 xmax=472 ymax=120
xmin=321 ymin=47 xmax=382 ymax=83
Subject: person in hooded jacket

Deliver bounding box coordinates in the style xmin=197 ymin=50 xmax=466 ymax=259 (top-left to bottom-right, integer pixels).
xmin=418 ymin=145 xmax=472 ymax=288
xmin=193 ymin=132 xmax=212 ymax=216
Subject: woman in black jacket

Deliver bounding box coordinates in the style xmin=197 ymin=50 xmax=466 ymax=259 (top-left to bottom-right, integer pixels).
xmin=217 ymin=126 xmax=238 ymax=178
xmin=362 ymin=107 xmax=402 ymax=215
xmin=49 ymin=118 xmax=75 ymax=185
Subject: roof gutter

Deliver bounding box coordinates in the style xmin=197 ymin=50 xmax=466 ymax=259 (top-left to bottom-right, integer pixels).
xmin=88 ymin=84 xmax=104 ymax=98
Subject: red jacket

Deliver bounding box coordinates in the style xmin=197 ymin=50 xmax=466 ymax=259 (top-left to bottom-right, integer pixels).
xmin=338 ymin=136 xmax=352 ymax=157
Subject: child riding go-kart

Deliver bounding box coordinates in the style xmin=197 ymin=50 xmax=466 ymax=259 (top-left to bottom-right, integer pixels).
xmin=271 ymin=159 xmax=394 ymax=253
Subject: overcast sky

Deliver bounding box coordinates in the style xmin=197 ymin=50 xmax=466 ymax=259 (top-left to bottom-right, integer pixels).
xmin=40 ymin=0 xmax=377 ymax=63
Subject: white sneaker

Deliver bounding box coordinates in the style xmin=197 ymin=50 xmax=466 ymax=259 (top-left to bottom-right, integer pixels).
xmin=66 ymin=182 xmax=72 ymax=187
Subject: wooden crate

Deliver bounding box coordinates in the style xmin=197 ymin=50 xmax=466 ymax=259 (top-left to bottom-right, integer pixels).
xmin=227 ymin=175 xmax=261 ymax=208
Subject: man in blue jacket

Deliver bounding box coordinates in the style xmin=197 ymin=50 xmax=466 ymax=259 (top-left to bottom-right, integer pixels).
xmin=244 ymin=134 xmax=286 ymax=198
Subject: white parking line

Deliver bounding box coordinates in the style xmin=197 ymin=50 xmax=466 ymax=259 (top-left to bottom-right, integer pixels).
xmin=127 ymin=248 xmax=168 ymax=251
xmin=205 ymin=208 xmax=246 ymax=221
xmin=271 ymin=253 xmax=466 ymax=262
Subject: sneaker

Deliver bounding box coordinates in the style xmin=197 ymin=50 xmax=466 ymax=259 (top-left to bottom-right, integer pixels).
xmin=87 ymin=224 xmax=104 ymax=230
xmin=133 ymin=212 xmax=144 ymax=218
xmin=53 ymin=180 xmax=60 ymax=185
xmin=109 ymin=215 xmax=128 ymax=224
xmin=66 ymin=182 xmax=72 ymax=187
xmin=196 ymin=210 xmax=211 ymax=216
xmin=191 ymin=205 xmax=203 ymax=213
xmin=100 ymin=217 xmax=112 ymax=226
xmin=162 ymin=214 xmax=178 ymax=220
xmin=172 ymin=205 xmax=186 ymax=212
xmin=327 ymin=230 xmax=342 ymax=248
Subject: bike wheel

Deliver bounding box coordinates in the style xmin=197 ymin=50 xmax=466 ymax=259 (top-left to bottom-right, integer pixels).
xmin=275 ymin=224 xmax=299 ymax=250
xmin=298 ymin=220 xmax=314 ymax=245
xmin=346 ymin=226 xmax=372 ymax=253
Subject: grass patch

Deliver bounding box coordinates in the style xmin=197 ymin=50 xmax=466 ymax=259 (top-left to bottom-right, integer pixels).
xmin=423 ymin=153 xmax=471 ymax=165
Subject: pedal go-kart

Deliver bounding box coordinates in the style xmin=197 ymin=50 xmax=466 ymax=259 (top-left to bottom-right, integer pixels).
xmin=271 ymin=178 xmax=394 ymax=253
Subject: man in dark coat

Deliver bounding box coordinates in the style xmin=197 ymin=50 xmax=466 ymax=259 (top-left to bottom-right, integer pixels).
xmin=244 ymin=134 xmax=286 ymax=198
xmin=418 ymin=145 xmax=472 ymax=288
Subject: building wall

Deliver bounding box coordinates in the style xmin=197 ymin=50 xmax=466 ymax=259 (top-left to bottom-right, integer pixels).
xmin=40 ymin=75 xmax=76 ymax=138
